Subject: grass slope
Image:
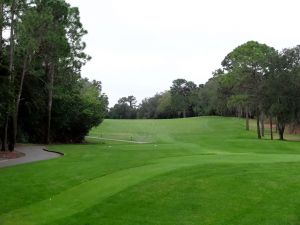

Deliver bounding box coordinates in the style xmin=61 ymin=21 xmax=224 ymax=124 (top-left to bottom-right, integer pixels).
xmin=1 ymin=117 xmax=300 ymax=225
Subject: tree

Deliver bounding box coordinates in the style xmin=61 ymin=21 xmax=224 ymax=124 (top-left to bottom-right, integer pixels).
xmin=108 ymin=96 xmax=137 ymax=119
xmin=156 ymin=91 xmax=176 ymax=118
xmin=137 ymin=95 xmax=161 ymax=119
xmin=0 ymin=0 xmax=105 ymax=148
xmin=40 ymin=0 xmax=69 ymax=144
xmin=2 ymin=0 xmax=28 ymax=151
xmin=263 ymin=46 xmax=300 ymax=140
xmin=221 ymin=41 xmax=277 ymax=139
xmin=51 ymin=78 xmax=107 ymax=143
xmin=12 ymin=3 xmax=46 ymax=149
xmin=117 ymin=96 xmax=137 ymax=108
xmin=170 ymin=79 xmax=197 ymax=118
xmin=127 ymin=95 xmax=137 ymax=108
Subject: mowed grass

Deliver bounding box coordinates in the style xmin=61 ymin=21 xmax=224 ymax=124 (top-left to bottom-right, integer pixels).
xmin=2 ymin=117 xmax=300 ymax=225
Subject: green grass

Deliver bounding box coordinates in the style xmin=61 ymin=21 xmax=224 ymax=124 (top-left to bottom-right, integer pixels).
xmin=1 ymin=117 xmax=300 ymax=225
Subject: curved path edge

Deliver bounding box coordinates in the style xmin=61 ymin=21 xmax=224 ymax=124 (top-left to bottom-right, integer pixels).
xmin=42 ymin=148 xmax=65 ymax=156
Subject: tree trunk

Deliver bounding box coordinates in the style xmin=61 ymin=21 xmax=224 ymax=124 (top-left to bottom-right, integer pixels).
xmin=46 ymin=63 xmax=54 ymax=144
xmin=8 ymin=117 xmax=14 ymax=151
xmin=256 ymin=112 xmax=261 ymax=139
xmin=13 ymin=56 xmax=28 ymax=146
xmin=9 ymin=0 xmax=16 ymax=74
xmin=3 ymin=117 xmax=8 ymax=151
xmin=0 ymin=127 xmax=5 ymax=151
xmin=260 ymin=113 xmax=265 ymax=137
xmin=245 ymin=108 xmax=249 ymax=131
xmin=0 ymin=2 xmax=5 ymax=151
xmin=0 ymin=1 xmax=4 ymax=60
xmin=270 ymin=117 xmax=273 ymax=140
xmin=6 ymin=0 xmax=16 ymax=151
xmin=278 ymin=121 xmax=285 ymax=141
xmin=1 ymin=118 xmax=8 ymax=151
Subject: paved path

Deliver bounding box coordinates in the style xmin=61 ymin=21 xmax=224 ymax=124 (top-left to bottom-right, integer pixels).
xmin=0 ymin=145 xmax=62 ymax=168
xmin=86 ymin=136 xmax=150 ymax=144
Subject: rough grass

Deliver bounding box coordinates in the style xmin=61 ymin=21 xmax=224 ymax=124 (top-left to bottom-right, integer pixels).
xmin=1 ymin=117 xmax=300 ymax=225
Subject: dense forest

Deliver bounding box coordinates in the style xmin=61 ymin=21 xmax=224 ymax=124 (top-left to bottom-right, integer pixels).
xmin=108 ymin=41 xmax=300 ymax=141
xmin=0 ymin=0 xmax=108 ymax=151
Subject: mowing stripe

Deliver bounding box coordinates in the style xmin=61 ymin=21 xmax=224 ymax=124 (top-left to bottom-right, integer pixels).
xmin=2 ymin=152 xmax=300 ymax=225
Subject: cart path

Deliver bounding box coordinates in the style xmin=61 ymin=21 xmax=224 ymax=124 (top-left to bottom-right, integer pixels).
xmin=0 ymin=145 xmax=62 ymax=168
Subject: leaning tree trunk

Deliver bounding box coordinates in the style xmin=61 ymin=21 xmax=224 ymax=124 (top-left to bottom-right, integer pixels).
xmin=45 ymin=63 xmax=54 ymax=144
xmin=256 ymin=112 xmax=261 ymax=139
xmin=13 ymin=56 xmax=29 ymax=146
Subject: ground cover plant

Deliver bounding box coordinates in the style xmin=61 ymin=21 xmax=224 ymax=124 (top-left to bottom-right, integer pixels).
xmin=1 ymin=117 xmax=300 ymax=225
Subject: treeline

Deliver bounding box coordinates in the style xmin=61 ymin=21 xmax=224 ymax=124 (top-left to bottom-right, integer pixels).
xmin=109 ymin=79 xmax=200 ymax=119
xmin=0 ymin=0 xmax=107 ymax=151
xmin=107 ymin=79 xmax=229 ymax=120
xmin=108 ymin=41 xmax=300 ymax=140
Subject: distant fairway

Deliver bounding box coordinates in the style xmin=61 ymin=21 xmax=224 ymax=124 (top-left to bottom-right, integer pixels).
xmin=2 ymin=117 xmax=300 ymax=225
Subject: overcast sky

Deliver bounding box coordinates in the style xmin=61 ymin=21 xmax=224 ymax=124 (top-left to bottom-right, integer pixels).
xmin=67 ymin=0 xmax=300 ymax=106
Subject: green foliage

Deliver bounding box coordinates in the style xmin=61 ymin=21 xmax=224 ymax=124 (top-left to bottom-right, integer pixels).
xmin=217 ymin=41 xmax=300 ymax=139
xmin=0 ymin=0 xmax=106 ymax=146
xmin=156 ymin=91 xmax=176 ymax=118
xmin=108 ymin=96 xmax=137 ymax=119
xmin=195 ymin=77 xmax=220 ymax=115
xmin=170 ymin=79 xmax=197 ymax=117
xmin=136 ymin=92 xmax=175 ymax=119
xmin=137 ymin=94 xmax=161 ymax=119
xmin=136 ymin=79 xmax=199 ymax=119
xmin=222 ymin=41 xmax=277 ymax=73
xmin=221 ymin=41 xmax=277 ymax=112
xmin=50 ymin=79 xmax=107 ymax=143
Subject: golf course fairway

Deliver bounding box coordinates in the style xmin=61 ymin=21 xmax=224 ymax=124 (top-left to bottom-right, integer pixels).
xmin=1 ymin=117 xmax=300 ymax=225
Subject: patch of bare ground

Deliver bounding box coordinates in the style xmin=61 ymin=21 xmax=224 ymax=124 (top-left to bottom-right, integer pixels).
xmin=0 ymin=151 xmax=25 ymax=160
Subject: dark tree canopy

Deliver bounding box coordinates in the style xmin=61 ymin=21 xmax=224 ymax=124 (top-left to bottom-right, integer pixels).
xmin=0 ymin=0 xmax=108 ymax=150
